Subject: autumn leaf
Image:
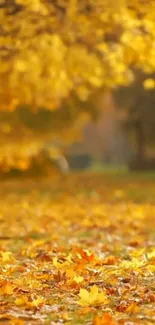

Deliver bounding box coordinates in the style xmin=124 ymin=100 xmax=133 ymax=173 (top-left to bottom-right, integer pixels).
xmin=102 ymin=256 xmax=118 ymax=265
xmin=147 ymin=249 xmax=155 ymax=260
xmin=76 ymin=248 xmax=96 ymax=263
xmin=78 ymin=285 xmax=109 ymax=306
xmin=126 ymin=303 xmax=140 ymax=313
xmin=0 ymin=280 xmax=14 ymax=295
xmin=0 ymin=173 xmax=154 ymax=323
xmin=15 ymin=295 xmax=44 ymax=308
xmin=120 ymin=257 xmax=145 ymax=270
xmin=15 ymin=296 xmax=29 ymax=306
xmin=0 ymin=251 xmax=15 ymax=263
xmin=93 ymin=313 xmax=117 ymax=325
xmin=73 ymin=275 xmax=84 ymax=284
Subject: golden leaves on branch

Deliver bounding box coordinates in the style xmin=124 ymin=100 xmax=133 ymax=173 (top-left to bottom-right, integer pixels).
xmin=1 ymin=1 xmax=155 ymax=111
xmin=143 ymin=78 xmax=155 ymax=89
xmin=1 ymin=0 xmax=155 ymax=171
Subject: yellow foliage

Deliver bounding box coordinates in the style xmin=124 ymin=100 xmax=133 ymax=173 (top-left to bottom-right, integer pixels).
xmin=15 ymin=295 xmax=44 ymax=307
xmin=78 ymin=285 xmax=109 ymax=306
xmin=143 ymin=78 xmax=155 ymax=89
xmin=73 ymin=275 xmax=84 ymax=284
xmin=147 ymin=249 xmax=155 ymax=260
xmin=1 ymin=0 xmax=155 ymax=170
xmin=0 ymin=0 xmax=155 ymax=111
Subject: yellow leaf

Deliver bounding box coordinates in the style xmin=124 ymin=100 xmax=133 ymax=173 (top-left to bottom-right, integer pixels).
xmin=15 ymin=295 xmax=44 ymax=308
xmin=53 ymin=257 xmax=62 ymax=269
xmin=66 ymin=268 xmax=75 ymax=278
xmin=30 ymin=296 xmax=44 ymax=307
xmin=147 ymin=265 xmax=155 ymax=272
xmin=126 ymin=303 xmax=140 ymax=313
xmin=120 ymin=257 xmax=144 ymax=270
xmin=143 ymin=79 xmax=155 ymax=89
xmin=78 ymin=288 xmax=89 ymax=305
xmin=73 ymin=276 xmax=84 ymax=284
xmin=0 ymin=251 xmax=15 ymax=263
xmin=147 ymin=249 xmax=155 ymax=260
xmin=15 ymin=296 xmax=28 ymax=306
xmin=78 ymin=285 xmax=109 ymax=306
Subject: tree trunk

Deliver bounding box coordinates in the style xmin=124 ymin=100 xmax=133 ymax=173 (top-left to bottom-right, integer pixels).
xmin=134 ymin=119 xmax=145 ymax=162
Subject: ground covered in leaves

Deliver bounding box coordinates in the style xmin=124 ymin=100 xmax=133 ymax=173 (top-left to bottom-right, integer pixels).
xmin=0 ymin=173 xmax=155 ymax=325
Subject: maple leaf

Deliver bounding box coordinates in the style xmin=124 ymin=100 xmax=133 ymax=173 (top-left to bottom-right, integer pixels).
xmin=126 ymin=302 xmax=140 ymax=313
xmin=73 ymin=275 xmax=84 ymax=284
xmin=0 ymin=251 xmax=15 ymax=263
xmin=53 ymin=257 xmax=62 ymax=269
xmin=102 ymin=256 xmax=118 ymax=265
xmin=15 ymin=296 xmax=29 ymax=306
xmin=0 ymin=280 xmax=14 ymax=295
xmin=15 ymin=295 xmax=44 ymax=308
xmin=78 ymin=285 xmax=109 ymax=306
xmin=93 ymin=313 xmax=117 ymax=325
xmin=30 ymin=296 xmax=44 ymax=308
xmin=76 ymin=249 xmax=95 ymax=262
xmin=147 ymin=249 xmax=155 ymax=260
xmin=120 ymin=257 xmax=144 ymax=270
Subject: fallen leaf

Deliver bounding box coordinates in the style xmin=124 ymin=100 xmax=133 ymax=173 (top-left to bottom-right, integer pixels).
xmin=78 ymin=285 xmax=109 ymax=306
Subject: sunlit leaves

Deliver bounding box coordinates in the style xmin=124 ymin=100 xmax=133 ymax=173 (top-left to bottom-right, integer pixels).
xmin=0 ymin=251 xmax=15 ymax=263
xmin=0 ymin=175 xmax=154 ymax=323
xmin=78 ymin=286 xmax=109 ymax=306
xmin=143 ymin=78 xmax=155 ymax=89
xmin=1 ymin=0 xmax=155 ymax=170
xmin=15 ymin=295 xmax=44 ymax=308
xmin=1 ymin=0 xmax=155 ymax=112
xmin=73 ymin=275 xmax=84 ymax=284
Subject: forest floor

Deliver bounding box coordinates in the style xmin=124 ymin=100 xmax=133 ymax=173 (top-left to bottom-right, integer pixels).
xmin=0 ymin=172 xmax=155 ymax=325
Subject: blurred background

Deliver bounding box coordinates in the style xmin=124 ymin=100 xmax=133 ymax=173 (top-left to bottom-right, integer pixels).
xmin=66 ymin=78 xmax=155 ymax=172
xmin=1 ymin=1 xmax=155 ymax=176
xmin=1 ymin=81 xmax=155 ymax=176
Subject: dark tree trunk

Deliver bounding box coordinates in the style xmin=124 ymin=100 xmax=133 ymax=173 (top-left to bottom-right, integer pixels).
xmin=134 ymin=119 xmax=145 ymax=162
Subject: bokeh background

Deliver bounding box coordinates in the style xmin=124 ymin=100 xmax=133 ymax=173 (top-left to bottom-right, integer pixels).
xmin=1 ymin=1 xmax=155 ymax=176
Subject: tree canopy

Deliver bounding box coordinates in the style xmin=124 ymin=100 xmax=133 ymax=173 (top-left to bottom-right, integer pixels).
xmin=1 ymin=0 xmax=155 ymax=170
xmin=1 ymin=0 xmax=155 ymax=111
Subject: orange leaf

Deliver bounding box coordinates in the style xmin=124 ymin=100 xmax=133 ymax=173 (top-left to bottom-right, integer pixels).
xmin=93 ymin=313 xmax=117 ymax=325
xmin=0 ymin=280 xmax=14 ymax=295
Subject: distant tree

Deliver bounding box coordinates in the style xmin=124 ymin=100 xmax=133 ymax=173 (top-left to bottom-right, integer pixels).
xmin=1 ymin=1 xmax=155 ymax=170
xmin=114 ymin=72 xmax=155 ymax=166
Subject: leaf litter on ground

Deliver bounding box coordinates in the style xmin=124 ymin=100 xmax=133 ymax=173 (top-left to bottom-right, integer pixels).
xmin=0 ymin=173 xmax=154 ymax=324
